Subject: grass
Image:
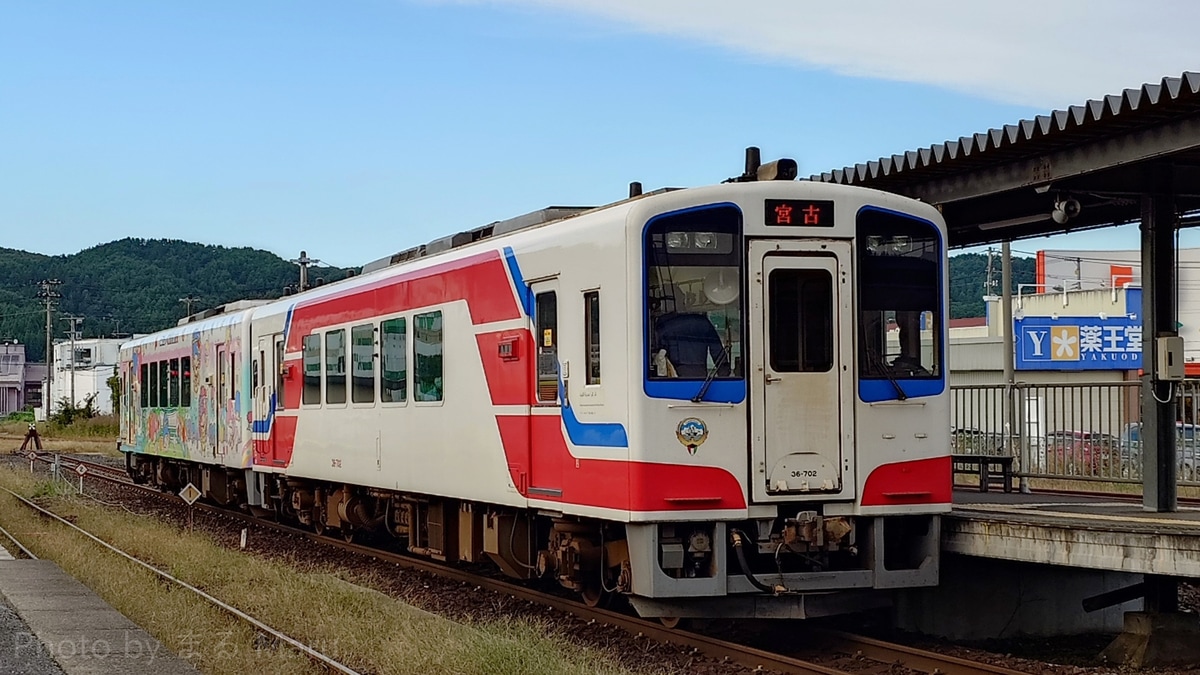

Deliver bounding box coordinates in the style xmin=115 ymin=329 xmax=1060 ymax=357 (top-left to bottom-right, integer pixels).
xmin=0 ymin=416 xmax=120 ymax=456
xmin=0 ymin=467 xmax=659 ymax=675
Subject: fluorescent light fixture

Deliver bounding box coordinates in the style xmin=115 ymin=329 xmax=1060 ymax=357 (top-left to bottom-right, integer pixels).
xmin=977 ymin=214 xmax=1052 ymax=231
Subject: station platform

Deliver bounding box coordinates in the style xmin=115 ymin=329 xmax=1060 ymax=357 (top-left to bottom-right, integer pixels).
xmin=946 ymin=489 xmax=1200 ymax=576
xmin=0 ymin=560 xmax=199 ymax=674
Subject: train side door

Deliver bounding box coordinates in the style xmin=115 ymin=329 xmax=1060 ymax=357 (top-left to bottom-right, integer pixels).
xmin=749 ymin=240 xmax=853 ymax=501
xmin=253 ymin=336 xmax=272 ymax=464
xmin=270 ymin=334 xmax=286 ymax=464
xmin=528 ymin=281 xmax=564 ymax=498
xmin=216 ymin=344 xmax=227 ymax=456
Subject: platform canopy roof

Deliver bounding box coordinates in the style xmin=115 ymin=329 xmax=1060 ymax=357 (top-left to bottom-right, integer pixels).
xmin=814 ymin=72 xmax=1200 ymax=248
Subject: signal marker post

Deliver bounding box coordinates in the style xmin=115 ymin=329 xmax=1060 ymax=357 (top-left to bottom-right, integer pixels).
xmin=74 ymin=463 xmax=87 ymax=494
xmin=180 ymin=483 xmax=201 ymax=531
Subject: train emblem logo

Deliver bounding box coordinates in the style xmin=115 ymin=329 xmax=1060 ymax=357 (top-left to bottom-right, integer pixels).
xmin=675 ymin=417 xmax=708 ymax=455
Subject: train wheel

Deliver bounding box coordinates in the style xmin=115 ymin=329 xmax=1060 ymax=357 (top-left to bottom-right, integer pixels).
xmin=658 ymin=616 xmax=684 ymax=629
xmin=580 ymin=584 xmax=607 ymax=608
xmin=313 ymin=519 xmax=327 ymax=536
xmin=342 ymin=528 xmax=356 ymax=543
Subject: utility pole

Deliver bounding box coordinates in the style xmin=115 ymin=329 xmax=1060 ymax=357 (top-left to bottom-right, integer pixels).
xmin=37 ymin=280 xmax=62 ymax=410
xmin=1000 ymin=242 xmax=1027 ymax=493
xmin=290 ymin=250 xmax=321 ymax=292
xmin=179 ymin=294 xmax=201 ymax=317
xmin=985 ymin=247 xmax=996 ymax=296
xmin=61 ymin=315 xmax=84 ymax=408
xmin=104 ymin=316 xmax=125 ymax=338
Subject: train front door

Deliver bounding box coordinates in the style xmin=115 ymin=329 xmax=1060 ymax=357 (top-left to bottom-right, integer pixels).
xmin=748 ymin=240 xmax=853 ymax=501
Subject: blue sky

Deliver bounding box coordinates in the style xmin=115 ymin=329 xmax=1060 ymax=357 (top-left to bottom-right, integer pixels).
xmin=2 ymin=1 xmax=1197 ymax=267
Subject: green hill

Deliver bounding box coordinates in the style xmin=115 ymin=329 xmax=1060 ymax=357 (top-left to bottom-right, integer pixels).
xmin=0 ymin=238 xmax=346 ymax=362
xmin=948 ymin=252 xmax=1037 ymax=319
xmin=0 ymin=239 xmax=1030 ymax=364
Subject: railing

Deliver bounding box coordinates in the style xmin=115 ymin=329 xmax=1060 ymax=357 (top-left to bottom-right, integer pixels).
xmin=949 ymin=380 xmax=1200 ymax=485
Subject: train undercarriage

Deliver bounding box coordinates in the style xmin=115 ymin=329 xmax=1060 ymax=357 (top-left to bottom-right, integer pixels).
xmin=127 ymin=453 xmax=939 ymax=617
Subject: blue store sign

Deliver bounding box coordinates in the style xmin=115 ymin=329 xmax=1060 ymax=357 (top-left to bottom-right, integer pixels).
xmin=1015 ymin=316 xmax=1142 ymax=371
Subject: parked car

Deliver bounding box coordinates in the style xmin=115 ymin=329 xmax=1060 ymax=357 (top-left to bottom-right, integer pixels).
xmin=1045 ymin=430 xmax=1117 ymax=474
xmin=951 ymin=427 xmax=1004 ymax=455
xmin=1118 ymin=422 xmax=1200 ymax=480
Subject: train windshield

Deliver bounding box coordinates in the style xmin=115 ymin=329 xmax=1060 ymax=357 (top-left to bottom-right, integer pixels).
xmin=645 ymin=205 xmax=743 ymax=380
xmin=857 ymin=210 xmax=942 ymax=380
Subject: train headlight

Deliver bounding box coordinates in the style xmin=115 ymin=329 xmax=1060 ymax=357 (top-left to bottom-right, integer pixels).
xmin=867 ymin=234 xmax=913 ymax=254
xmin=666 ymin=232 xmax=689 ymax=249
xmin=693 ymin=232 xmax=718 ymax=250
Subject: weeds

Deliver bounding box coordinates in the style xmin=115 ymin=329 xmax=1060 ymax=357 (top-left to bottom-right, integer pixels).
xmin=0 ymin=467 xmax=657 ymax=675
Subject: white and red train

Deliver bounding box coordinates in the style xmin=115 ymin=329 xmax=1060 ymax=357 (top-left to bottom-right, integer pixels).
xmin=120 ymin=154 xmax=951 ymax=619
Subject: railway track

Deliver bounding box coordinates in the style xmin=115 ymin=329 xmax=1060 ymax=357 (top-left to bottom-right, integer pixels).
xmin=0 ymin=480 xmax=362 ymax=675
xmin=15 ymin=452 xmax=1030 ymax=675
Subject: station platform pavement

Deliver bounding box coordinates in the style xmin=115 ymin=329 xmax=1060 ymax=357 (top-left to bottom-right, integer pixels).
xmin=948 ymin=488 xmax=1200 ymax=576
xmin=0 ymin=559 xmax=199 ymax=675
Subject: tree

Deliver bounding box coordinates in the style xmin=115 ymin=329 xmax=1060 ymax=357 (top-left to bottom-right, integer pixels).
xmin=107 ymin=365 xmax=121 ymax=419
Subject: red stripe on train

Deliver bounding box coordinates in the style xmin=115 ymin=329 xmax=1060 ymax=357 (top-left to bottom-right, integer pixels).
xmin=266 ymin=250 xmax=748 ymax=514
xmin=475 ymin=330 xmax=534 ymax=406
xmin=497 ymin=415 xmax=746 ymax=511
xmin=860 ymin=456 xmax=951 ymax=506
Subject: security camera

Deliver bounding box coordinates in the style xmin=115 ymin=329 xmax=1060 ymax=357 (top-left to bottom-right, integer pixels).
xmin=1051 ymin=197 xmax=1082 ymax=224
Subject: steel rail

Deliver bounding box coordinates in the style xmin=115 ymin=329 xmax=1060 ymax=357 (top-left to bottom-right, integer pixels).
xmin=29 ymin=454 xmax=1034 ymax=675
xmin=0 ymin=520 xmax=38 ymax=559
xmin=0 ymin=485 xmax=363 ymax=675
xmin=812 ymin=629 xmax=1031 ymax=675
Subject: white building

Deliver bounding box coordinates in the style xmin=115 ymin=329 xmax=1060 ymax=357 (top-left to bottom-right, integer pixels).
xmin=46 ymin=337 xmax=124 ymax=415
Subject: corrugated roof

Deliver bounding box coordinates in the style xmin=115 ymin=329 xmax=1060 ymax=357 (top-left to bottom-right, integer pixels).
xmin=814 ymin=71 xmax=1200 ymax=192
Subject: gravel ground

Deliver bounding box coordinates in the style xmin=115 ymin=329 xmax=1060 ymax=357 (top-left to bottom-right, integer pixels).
xmin=0 ymin=599 xmax=66 ymax=675
xmin=11 ymin=453 xmax=1200 ymax=675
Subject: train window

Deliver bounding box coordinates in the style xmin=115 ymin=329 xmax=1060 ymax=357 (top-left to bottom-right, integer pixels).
xmin=536 ymin=292 xmax=558 ymax=402
xmin=645 ymin=205 xmax=743 ymax=380
xmin=218 ymin=352 xmax=227 ymax=407
xmin=584 ymin=291 xmax=600 ymax=385
xmin=857 ymin=210 xmax=942 ymax=381
xmin=302 ymin=334 xmax=321 ymax=405
xmin=181 ymin=357 xmax=191 ymax=407
xmin=351 ymin=323 xmax=375 ymax=403
xmin=325 ymin=329 xmax=347 ymax=405
xmin=768 ymin=269 xmax=833 ymax=372
xmin=168 ymin=358 xmax=181 ymax=406
xmin=230 ymin=351 xmax=237 ymax=401
xmin=140 ymin=363 xmax=149 ymax=408
xmin=275 ymin=340 xmax=285 ymax=410
xmin=158 ymin=360 xmax=170 ymax=408
xmin=148 ymin=362 xmax=159 ymax=407
xmin=381 ymin=318 xmax=407 ymax=403
xmin=414 ymin=311 xmax=443 ymax=402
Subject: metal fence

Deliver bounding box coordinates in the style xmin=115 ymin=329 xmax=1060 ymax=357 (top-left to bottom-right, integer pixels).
xmin=951 ymin=380 xmax=1200 ymax=484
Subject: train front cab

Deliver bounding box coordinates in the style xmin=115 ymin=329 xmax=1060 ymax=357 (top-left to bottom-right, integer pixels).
xmin=626 ymin=186 xmax=950 ymax=619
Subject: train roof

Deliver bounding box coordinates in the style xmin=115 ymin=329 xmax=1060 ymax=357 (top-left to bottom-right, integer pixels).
xmin=122 ymin=304 xmax=259 ymax=351
xmin=360 ymin=188 xmax=679 ymax=276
